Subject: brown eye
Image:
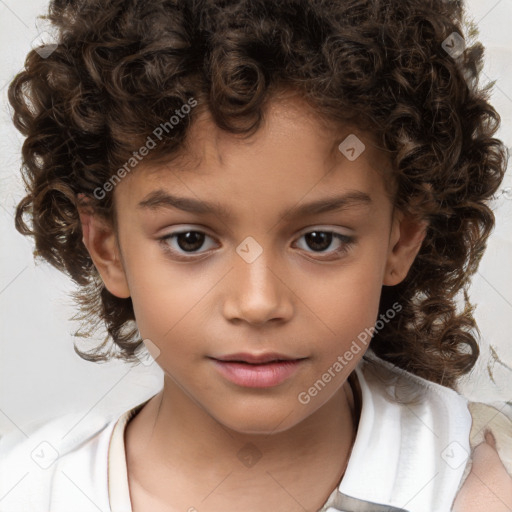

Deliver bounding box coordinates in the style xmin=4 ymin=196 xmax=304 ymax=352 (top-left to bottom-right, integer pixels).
xmin=303 ymin=231 xmax=333 ymax=252
xmin=174 ymin=231 xmax=206 ymax=252
xmin=158 ymin=227 xmax=355 ymax=262
xmin=159 ymin=230 xmax=218 ymax=259
xmin=294 ymin=230 xmax=355 ymax=260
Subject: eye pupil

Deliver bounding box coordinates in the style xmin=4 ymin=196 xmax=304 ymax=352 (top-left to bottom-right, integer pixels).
xmin=177 ymin=231 xmax=205 ymax=252
xmin=305 ymin=231 xmax=333 ymax=251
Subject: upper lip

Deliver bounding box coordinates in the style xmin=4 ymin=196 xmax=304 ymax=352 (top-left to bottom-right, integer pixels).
xmin=211 ymin=352 xmax=306 ymax=364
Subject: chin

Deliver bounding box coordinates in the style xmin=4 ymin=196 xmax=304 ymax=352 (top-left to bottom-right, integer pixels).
xmin=224 ymin=420 xmax=292 ymax=436
xmin=214 ymin=407 xmax=305 ymax=436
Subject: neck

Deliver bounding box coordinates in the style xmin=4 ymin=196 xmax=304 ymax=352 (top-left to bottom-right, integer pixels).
xmin=125 ymin=376 xmax=359 ymax=511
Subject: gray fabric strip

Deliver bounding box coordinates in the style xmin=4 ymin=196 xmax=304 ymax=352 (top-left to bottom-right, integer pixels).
xmin=320 ymin=490 xmax=410 ymax=512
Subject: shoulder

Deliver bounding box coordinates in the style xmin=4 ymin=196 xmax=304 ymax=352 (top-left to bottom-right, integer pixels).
xmin=359 ymin=354 xmax=512 ymax=511
xmin=0 ymin=411 xmax=118 ymax=511
xmin=452 ymin=430 xmax=512 ymax=511
xmin=452 ymin=402 xmax=512 ymax=512
xmin=354 ymin=353 xmax=474 ymax=509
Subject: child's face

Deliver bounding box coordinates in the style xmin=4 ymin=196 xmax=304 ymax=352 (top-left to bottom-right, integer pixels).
xmin=83 ymin=93 xmax=426 ymax=434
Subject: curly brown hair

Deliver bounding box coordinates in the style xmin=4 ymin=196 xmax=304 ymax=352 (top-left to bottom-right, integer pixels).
xmin=8 ymin=0 xmax=508 ymax=388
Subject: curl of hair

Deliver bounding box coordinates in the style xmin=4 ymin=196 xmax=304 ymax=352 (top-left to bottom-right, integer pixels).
xmin=8 ymin=0 xmax=508 ymax=386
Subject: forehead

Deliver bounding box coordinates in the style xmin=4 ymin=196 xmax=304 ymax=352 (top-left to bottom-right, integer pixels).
xmin=114 ymin=94 xmax=393 ymax=213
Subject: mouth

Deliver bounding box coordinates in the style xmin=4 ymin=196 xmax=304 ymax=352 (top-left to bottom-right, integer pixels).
xmin=211 ymin=352 xmax=307 ymax=365
xmin=208 ymin=353 xmax=307 ymax=388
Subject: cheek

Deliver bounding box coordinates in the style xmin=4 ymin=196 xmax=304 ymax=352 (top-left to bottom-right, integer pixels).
xmin=305 ymin=259 xmax=384 ymax=328
xmin=129 ymin=276 xmax=200 ymax=344
xmin=120 ymin=239 xmax=204 ymax=337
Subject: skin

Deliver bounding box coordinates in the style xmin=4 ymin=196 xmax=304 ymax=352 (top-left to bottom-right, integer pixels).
xmin=79 ymin=92 xmax=429 ymax=511
xmin=452 ymin=431 xmax=512 ymax=511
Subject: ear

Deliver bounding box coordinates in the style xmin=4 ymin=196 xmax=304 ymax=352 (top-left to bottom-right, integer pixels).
xmin=77 ymin=195 xmax=131 ymax=299
xmin=383 ymin=209 xmax=428 ymax=286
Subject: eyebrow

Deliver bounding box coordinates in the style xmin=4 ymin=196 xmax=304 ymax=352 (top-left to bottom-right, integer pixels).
xmin=137 ymin=189 xmax=373 ymax=219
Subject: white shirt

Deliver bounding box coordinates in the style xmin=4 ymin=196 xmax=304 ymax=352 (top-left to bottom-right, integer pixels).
xmin=0 ymin=351 xmax=475 ymax=512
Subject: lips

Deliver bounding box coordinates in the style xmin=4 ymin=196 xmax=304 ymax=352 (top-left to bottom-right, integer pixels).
xmin=211 ymin=352 xmax=306 ymax=364
xmin=209 ymin=353 xmax=307 ymax=388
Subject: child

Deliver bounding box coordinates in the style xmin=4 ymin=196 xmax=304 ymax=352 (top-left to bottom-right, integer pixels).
xmin=1 ymin=0 xmax=511 ymax=510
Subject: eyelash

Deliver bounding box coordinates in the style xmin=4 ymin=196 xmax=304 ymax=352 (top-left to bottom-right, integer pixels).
xmin=157 ymin=228 xmax=355 ymax=261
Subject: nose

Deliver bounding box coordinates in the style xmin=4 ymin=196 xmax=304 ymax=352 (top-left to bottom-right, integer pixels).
xmin=222 ymin=250 xmax=294 ymax=326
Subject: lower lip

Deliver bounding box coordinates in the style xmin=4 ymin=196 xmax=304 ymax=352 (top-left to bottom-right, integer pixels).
xmin=211 ymin=359 xmax=304 ymax=388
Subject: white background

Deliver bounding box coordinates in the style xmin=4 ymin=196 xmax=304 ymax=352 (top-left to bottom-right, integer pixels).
xmin=0 ymin=0 xmax=511 ymax=437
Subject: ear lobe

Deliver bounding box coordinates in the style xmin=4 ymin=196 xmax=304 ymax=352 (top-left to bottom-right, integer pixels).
xmin=78 ymin=202 xmax=131 ymax=299
xmin=383 ymin=212 xmax=428 ymax=287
